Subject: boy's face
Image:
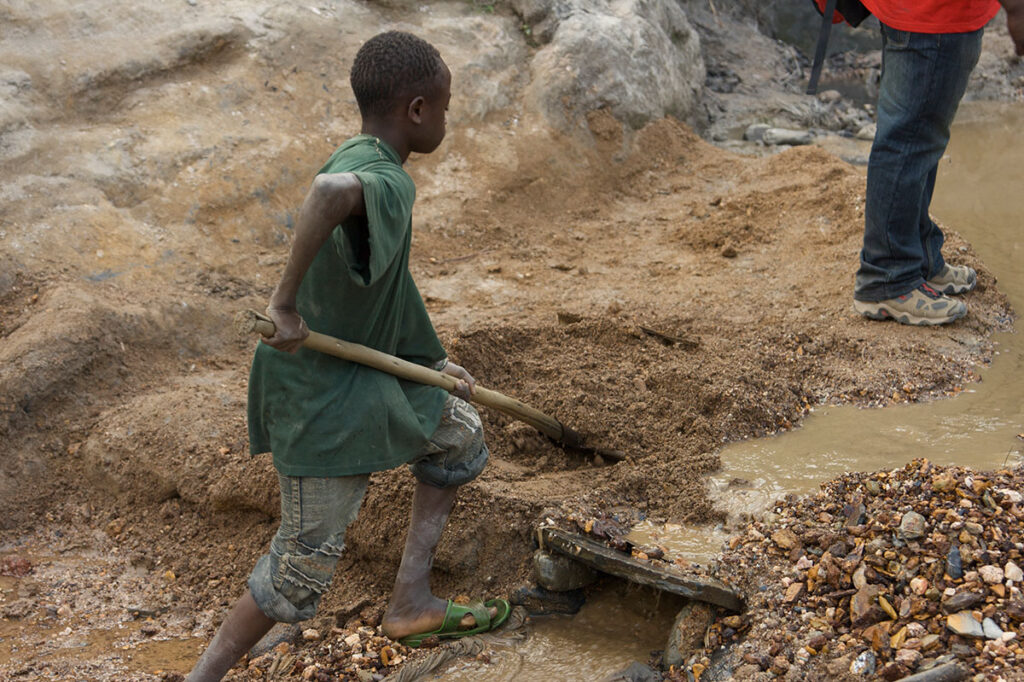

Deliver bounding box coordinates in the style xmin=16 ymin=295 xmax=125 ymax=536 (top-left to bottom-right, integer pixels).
xmin=409 ymin=63 xmax=451 ymax=154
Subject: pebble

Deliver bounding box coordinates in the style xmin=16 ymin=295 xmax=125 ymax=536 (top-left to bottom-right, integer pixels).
xmin=850 ymin=650 xmax=876 ymax=675
xmin=979 ymin=565 xmax=1005 ymax=584
xmin=302 ymin=628 xmax=321 ymax=641
xmin=1005 ymin=560 xmax=1023 ymax=582
xmin=899 ymin=511 xmax=927 ymax=540
xmin=981 ymin=618 xmax=1004 ymax=640
xmin=946 ymin=611 xmax=984 ymax=638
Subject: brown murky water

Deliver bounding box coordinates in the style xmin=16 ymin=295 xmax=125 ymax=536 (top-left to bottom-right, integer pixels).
xmin=439 ymin=101 xmax=1023 ymax=681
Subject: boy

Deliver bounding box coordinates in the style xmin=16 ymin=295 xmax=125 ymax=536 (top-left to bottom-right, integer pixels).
xmin=187 ymin=31 xmax=508 ymax=682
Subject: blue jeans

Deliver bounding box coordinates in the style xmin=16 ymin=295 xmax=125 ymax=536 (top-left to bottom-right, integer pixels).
xmin=854 ymin=23 xmax=983 ymax=302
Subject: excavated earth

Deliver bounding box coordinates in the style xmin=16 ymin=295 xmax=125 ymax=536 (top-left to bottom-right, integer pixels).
xmin=0 ymin=1 xmax=1016 ymax=680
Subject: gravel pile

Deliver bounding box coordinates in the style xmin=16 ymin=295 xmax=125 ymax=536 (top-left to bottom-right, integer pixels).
xmin=692 ymin=459 xmax=1024 ymax=681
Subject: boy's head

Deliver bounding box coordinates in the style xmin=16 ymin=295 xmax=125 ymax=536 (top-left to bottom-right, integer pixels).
xmin=351 ymin=31 xmax=450 ymax=153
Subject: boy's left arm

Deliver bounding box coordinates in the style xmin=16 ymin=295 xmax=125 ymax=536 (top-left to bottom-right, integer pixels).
xmin=263 ymin=173 xmax=366 ymax=353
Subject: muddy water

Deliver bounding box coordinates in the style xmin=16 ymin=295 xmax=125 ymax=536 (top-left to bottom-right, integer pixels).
xmin=435 ymin=584 xmax=683 ymax=681
xmin=438 ymin=102 xmax=1022 ymax=682
xmin=712 ymin=101 xmax=1023 ymax=517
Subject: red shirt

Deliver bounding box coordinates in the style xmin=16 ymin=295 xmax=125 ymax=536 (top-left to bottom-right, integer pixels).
xmin=818 ymin=0 xmax=1000 ymax=33
xmin=861 ymin=0 xmax=999 ymax=33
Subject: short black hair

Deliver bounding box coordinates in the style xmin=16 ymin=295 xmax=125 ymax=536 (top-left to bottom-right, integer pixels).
xmin=350 ymin=31 xmax=445 ymax=119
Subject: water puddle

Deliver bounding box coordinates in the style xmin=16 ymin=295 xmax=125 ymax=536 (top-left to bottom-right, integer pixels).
xmin=434 ymin=583 xmax=683 ymax=682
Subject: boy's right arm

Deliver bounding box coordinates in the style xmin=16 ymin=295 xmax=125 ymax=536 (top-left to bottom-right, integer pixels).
xmin=262 ymin=172 xmax=366 ymax=353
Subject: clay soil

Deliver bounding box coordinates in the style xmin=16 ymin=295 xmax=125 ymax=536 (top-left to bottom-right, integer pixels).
xmin=0 ymin=2 xmax=1014 ymax=680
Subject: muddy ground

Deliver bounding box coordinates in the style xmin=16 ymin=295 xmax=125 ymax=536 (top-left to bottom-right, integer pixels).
xmin=0 ymin=1 xmax=1017 ymax=680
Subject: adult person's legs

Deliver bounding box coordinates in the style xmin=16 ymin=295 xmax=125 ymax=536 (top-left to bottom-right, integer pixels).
xmin=853 ymin=24 xmax=983 ymax=324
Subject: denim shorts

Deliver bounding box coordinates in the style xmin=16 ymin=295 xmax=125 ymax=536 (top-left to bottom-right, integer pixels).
xmin=248 ymin=394 xmax=488 ymax=622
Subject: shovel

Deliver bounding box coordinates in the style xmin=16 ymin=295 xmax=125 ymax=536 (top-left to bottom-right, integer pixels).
xmin=234 ymin=310 xmax=624 ymax=462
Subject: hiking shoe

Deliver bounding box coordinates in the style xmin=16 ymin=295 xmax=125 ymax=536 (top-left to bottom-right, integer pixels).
xmin=926 ymin=263 xmax=976 ymax=295
xmin=854 ymin=283 xmax=967 ymax=326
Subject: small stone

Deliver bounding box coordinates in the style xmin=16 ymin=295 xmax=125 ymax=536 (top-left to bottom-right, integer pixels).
xmin=57 ymin=604 xmax=73 ymax=618
xmin=1005 ymin=561 xmax=1023 ymax=583
xmin=942 ymin=590 xmax=985 ymax=613
xmin=772 ymin=529 xmax=800 ymax=550
xmin=850 ymin=650 xmax=876 ymax=675
xmin=932 ymin=474 xmax=956 ymax=491
xmin=770 ymin=655 xmax=790 ymax=674
xmin=895 ymin=648 xmax=921 ymax=668
xmin=344 ymin=633 xmax=361 ymax=647
xmin=795 ymin=555 xmax=814 ymax=571
xmin=946 ymin=611 xmax=985 ymax=638
xmin=302 ymin=628 xmax=321 ymax=641
xmin=744 ymin=123 xmax=770 ymax=142
xmin=879 ymin=595 xmax=898 ymax=620
xmin=784 ymin=582 xmax=805 ymax=603
xmin=979 ymin=565 xmax=1005 ymax=584
xmin=995 ymin=488 xmax=1022 ymax=504
xmin=910 ymin=576 xmax=928 ymax=595
xmin=763 ymin=128 xmax=813 ymax=146
xmin=946 ymin=546 xmax=963 ymax=579
xmin=899 ymin=511 xmax=927 ymax=540
xmin=982 ymin=618 xmax=1004 ymax=640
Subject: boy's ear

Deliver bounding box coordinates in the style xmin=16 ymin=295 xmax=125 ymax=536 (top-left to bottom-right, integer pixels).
xmin=407 ymin=95 xmax=425 ymax=124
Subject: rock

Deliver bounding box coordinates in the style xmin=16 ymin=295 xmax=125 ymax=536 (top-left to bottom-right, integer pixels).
xmin=1004 ymin=560 xmax=1023 ymax=582
xmin=783 ymin=582 xmax=805 ymax=603
xmin=978 ymin=564 xmax=1004 ymax=584
xmin=850 ymin=650 xmax=876 ymax=675
xmin=249 ymin=622 xmax=302 ymax=659
xmin=878 ymin=662 xmax=910 ymax=681
xmin=817 ymin=89 xmax=841 ymax=103
xmin=941 ymin=591 xmax=984 ymax=613
xmin=509 ymin=583 xmax=584 ymax=616
xmin=899 ymin=511 xmax=927 ymax=540
xmin=910 ymin=576 xmax=928 ymax=595
xmin=855 ymin=123 xmax=877 ymax=141
xmin=850 ymin=585 xmax=884 ymax=627
xmin=533 ymin=550 xmax=598 ymax=591
xmin=982 ymin=618 xmax=1003 ymax=640
xmin=302 ymin=628 xmax=321 ymax=641
xmin=520 ymin=0 xmax=704 ymax=131
xmin=995 ymin=488 xmax=1022 ymax=504
xmin=744 ymin=123 xmax=770 ymax=142
xmin=599 ymin=661 xmax=660 ymax=682
xmin=762 ymin=128 xmax=813 ymax=146
xmin=770 ymin=655 xmax=790 ymax=674
xmin=894 ymin=648 xmax=922 ymax=668
xmin=663 ymin=600 xmax=715 ymax=668
xmin=772 ymin=528 xmax=801 ymax=550
xmin=946 ymin=545 xmax=963 ymax=580
xmin=946 ymin=611 xmax=984 ymax=638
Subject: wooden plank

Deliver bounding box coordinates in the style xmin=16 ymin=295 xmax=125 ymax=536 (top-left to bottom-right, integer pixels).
xmin=539 ymin=527 xmax=743 ymax=612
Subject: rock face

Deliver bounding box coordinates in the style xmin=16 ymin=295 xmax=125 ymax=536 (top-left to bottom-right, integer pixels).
xmin=512 ymin=0 xmax=705 ymax=131
xmin=663 ymin=599 xmax=715 ymax=668
xmin=532 ymin=549 xmax=598 ymax=591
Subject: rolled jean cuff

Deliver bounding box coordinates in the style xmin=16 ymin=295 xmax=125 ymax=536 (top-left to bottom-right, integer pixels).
xmin=410 ymin=442 xmax=489 ymax=488
xmin=247 ymin=554 xmax=319 ymax=623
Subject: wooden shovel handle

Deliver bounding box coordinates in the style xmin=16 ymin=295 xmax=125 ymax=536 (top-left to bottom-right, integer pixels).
xmin=234 ymin=309 xmax=583 ymax=447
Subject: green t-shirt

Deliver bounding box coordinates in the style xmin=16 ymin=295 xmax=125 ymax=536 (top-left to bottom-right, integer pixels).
xmin=247 ymin=135 xmax=448 ymax=476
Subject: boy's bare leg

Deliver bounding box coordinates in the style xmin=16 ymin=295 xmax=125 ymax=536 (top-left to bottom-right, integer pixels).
xmin=186 ymin=589 xmax=276 ymax=682
xmin=381 ymin=481 xmax=496 ymax=639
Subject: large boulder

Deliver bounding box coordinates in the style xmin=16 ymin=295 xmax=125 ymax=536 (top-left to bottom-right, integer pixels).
xmin=513 ymin=0 xmax=705 ymax=131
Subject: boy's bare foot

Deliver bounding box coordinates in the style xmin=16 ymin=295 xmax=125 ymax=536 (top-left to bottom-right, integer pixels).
xmin=380 ymin=596 xmax=498 ymax=640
